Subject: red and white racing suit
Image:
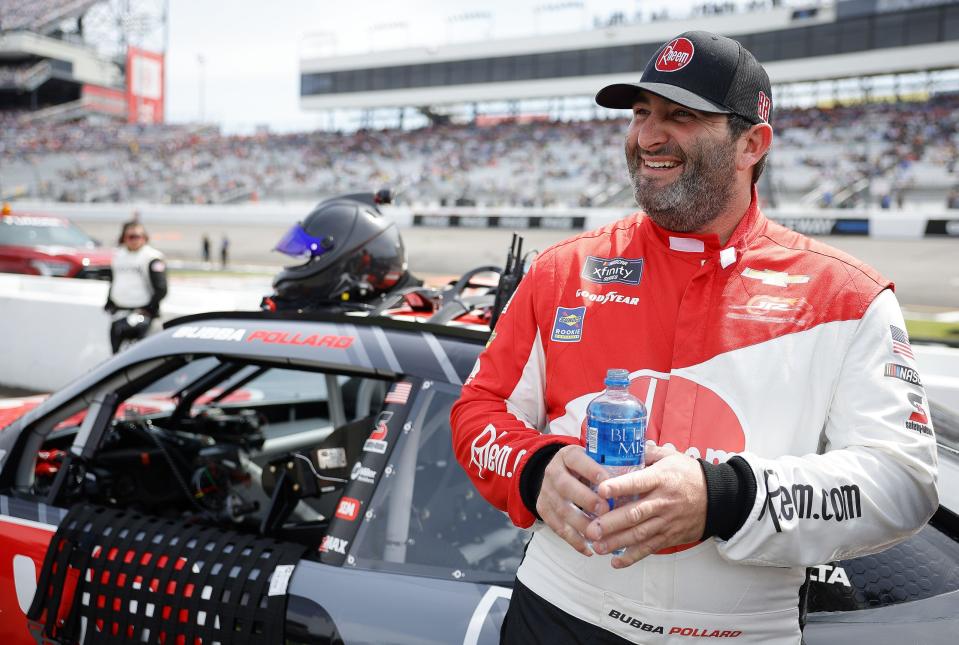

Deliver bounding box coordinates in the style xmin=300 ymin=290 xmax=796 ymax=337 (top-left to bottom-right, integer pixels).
xmin=450 ymin=193 xmax=938 ymax=644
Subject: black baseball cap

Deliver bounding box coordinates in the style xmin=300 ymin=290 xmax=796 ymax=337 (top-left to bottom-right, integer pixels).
xmin=596 ymin=31 xmax=772 ymax=125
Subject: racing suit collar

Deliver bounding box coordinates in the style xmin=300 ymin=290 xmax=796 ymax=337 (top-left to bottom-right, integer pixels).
xmin=642 ymin=185 xmax=763 ymax=267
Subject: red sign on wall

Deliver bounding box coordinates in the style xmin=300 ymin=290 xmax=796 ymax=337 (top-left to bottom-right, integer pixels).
xmin=126 ymin=47 xmax=164 ymax=124
xmin=81 ymin=84 xmax=127 ymax=118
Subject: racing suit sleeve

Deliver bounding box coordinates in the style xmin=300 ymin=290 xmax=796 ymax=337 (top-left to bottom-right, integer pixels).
xmin=450 ymin=258 xmax=580 ymax=529
xmin=146 ymin=258 xmax=168 ymax=314
xmin=717 ymin=288 xmax=939 ymax=566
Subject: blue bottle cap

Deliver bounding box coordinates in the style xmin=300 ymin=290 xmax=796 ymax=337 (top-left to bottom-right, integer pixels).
xmin=604 ymin=368 xmax=629 ymax=387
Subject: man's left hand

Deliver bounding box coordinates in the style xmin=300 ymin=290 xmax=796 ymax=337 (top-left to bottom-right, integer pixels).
xmin=585 ymin=442 xmax=707 ymax=568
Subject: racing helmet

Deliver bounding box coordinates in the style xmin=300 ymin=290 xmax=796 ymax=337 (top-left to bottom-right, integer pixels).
xmin=270 ymin=191 xmax=410 ymax=309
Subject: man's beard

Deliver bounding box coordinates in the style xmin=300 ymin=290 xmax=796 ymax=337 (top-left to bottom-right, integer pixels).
xmin=627 ymin=135 xmax=737 ymax=233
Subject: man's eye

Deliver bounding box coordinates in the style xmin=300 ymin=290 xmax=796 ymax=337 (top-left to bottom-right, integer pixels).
xmin=673 ymin=110 xmax=693 ymax=118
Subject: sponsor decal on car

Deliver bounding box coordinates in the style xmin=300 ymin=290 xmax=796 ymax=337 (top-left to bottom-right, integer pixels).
xmin=741 ymin=267 xmax=809 ymax=287
xmin=884 ymin=363 xmax=922 ymax=387
xmin=1 ymin=216 xmax=64 ymax=227
xmin=727 ymin=296 xmax=807 ymax=323
xmin=172 ymin=326 xmax=246 ymax=341
xmin=890 ymin=325 xmax=914 ymax=359
xmin=469 ymin=424 xmax=527 ymax=479
xmin=551 ymin=306 xmax=586 ymax=342
xmin=335 ymin=497 xmax=361 ymax=521
xmin=654 ymin=37 xmax=695 ymax=72
xmin=808 ymin=564 xmax=851 ymax=587
xmin=319 ymin=535 xmax=349 ymax=554
xmin=758 ymin=469 xmax=862 ymax=533
xmin=247 ymin=330 xmax=354 ymax=348
xmin=385 ymin=381 xmax=413 ymax=404
xmin=363 ymin=411 xmax=392 ymax=454
xmin=350 ymin=462 xmax=377 ymax=484
xmin=575 ymin=289 xmax=639 ymax=306
xmin=581 ymin=256 xmax=644 ymax=285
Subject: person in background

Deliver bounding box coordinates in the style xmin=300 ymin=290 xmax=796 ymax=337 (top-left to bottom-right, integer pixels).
xmin=202 ymin=234 xmax=211 ymax=262
xmin=104 ymin=220 xmax=167 ymax=353
xmin=220 ymin=234 xmax=230 ymax=269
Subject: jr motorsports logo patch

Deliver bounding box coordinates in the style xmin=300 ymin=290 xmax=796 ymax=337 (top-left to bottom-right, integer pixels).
xmin=551 ymin=306 xmax=586 ymax=342
xmin=581 ymin=256 xmax=644 ymax=285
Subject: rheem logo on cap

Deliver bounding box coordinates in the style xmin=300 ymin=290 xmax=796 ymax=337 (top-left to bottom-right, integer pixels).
xmin=655 ymin=38 xmax=695 ymax=72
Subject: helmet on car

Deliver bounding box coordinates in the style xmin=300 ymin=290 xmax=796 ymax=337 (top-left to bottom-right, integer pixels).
xmin=270 ymin=191 xmax=412 ymax=310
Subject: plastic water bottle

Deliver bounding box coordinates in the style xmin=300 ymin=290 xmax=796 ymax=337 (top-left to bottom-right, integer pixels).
xmin=584 ymin=368 xmax=647 ymax=555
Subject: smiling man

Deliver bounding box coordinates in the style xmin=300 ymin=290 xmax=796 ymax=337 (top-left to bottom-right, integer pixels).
xmin=451 ymin=31 xmax=938 ymax=644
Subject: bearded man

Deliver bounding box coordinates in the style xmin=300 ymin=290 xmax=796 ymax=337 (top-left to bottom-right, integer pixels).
xmin=451 ymin=31 xmax=938 ymax=644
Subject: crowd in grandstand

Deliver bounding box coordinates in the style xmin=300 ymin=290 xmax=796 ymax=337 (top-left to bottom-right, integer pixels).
xmin=2 ymin=93 xmax=958 ymax=209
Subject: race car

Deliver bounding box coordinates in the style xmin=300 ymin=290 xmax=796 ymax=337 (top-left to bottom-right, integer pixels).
xmin=0 ymin=310 xmax=957 ymax=644
xmin=0 ymin=204 xmax=113 ymax=280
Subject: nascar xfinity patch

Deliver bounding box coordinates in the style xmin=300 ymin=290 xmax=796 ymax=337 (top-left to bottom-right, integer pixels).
xmin=581 ymin=256 xmax=644 ymax=285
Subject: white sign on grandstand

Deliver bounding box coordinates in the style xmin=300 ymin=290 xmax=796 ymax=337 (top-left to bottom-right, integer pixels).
xmin=131 ymin=54 xmax=161 ymax=100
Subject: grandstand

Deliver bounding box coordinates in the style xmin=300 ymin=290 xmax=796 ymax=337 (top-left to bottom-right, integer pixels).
xmin=1 ymin=0 xmax=958 ymax=212
xmin=0 ymin=0 xmax=120 ymax=117
xmin=2 ymin=93 xmax=958 ymax=210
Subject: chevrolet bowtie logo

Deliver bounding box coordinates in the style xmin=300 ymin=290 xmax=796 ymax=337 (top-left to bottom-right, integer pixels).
xmin=741 ymin=267 xmax=810 ymax=287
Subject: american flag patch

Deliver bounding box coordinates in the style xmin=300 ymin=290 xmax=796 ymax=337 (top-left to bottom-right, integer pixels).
xmin=385 ymin=382 xmax=413 ymax=405
xmin=890 ymin=325 xmax=914 ymax=359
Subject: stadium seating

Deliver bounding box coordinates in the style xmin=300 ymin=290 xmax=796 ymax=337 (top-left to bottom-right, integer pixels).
xmin=2 ymin=94 xmax=958 ymax=209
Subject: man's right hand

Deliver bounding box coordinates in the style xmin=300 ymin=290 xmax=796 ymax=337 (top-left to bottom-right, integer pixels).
xmin=535 ymin=445 xmax=610 ymax=557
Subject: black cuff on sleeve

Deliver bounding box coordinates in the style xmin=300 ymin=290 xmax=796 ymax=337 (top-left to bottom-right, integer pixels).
xmin=698 ymin=455 xmax=758 ymax=541
xmin=519 ymin=444 xmax=565 ymax=521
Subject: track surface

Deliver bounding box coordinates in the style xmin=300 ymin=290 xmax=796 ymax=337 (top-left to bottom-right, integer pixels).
xmin=75 ymin=220 xmax=959 ymax=308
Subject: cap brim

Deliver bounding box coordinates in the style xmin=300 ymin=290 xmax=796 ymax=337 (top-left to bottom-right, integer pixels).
xmin=596 ymin=82 xmax=731 ymax=115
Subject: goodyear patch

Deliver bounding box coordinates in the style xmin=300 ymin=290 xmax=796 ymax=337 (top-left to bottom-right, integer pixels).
xmin=551 ymin=306 xmax=586 ymax=343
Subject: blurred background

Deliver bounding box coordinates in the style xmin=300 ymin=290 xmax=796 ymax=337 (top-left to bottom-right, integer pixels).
xmin=1 ymin=0 xmax=958 ymax=391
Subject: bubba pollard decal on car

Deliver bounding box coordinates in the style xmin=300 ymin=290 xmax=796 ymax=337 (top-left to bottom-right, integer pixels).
xmin=581 ymin=256 xmax=644 ymax=285
xmin=246 ymin=330 xmax=354 ymax=348
xmin=551 ymin=306 xmax=586 ymax=342
xmin=758 ymin=469 xmax=862 ymax=532
xmin=172 ymin=325 xmax=247 ymax=341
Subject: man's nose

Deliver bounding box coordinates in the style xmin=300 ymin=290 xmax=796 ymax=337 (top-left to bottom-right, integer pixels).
xmin=635 ymin=114 xmax=668 ymax=152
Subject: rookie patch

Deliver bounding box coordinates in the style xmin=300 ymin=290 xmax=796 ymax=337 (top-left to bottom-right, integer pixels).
xmin=551 ymin=306 xmax=586 ymax=343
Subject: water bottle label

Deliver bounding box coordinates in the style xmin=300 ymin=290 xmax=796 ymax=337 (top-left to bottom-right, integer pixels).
xmin=586 ymin=419 xmax=645 ymax=466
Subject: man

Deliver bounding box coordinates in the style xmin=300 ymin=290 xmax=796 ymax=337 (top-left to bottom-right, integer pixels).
xmin=450 ymin=31 xmax=938 ymax=644
xmin=105 ymin=220 xmax=167 ymax=353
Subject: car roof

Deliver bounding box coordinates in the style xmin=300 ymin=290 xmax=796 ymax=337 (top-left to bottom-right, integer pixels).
xmin=1 ymin=209 xmax=68 ymax=223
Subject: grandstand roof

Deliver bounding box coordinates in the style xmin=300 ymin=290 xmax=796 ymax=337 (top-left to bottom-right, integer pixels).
xmin=0 ymin=0 xmax=101 ymax=36
xmin=300 ymin=2 xmax=959 ymax=110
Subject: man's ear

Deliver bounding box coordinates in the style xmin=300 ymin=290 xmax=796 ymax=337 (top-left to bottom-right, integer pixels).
xmin=737 ymin=123 xmax=773 ymax=173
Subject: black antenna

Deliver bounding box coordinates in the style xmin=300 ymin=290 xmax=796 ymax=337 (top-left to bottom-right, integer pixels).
xmin=489 ymin=233 xmax=525 ymax=331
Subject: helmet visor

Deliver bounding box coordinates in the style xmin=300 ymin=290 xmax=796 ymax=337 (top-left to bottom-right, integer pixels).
xmin=274 ymin=224 xmax=333 ymax=258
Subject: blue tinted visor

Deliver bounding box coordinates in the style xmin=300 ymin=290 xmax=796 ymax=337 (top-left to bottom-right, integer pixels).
xmin=274 ymin=224 xmax=333 ymax=258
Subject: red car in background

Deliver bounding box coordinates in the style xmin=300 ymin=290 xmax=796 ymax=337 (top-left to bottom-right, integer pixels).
xmin=0 ymin=205 xmax=113 ymax=279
